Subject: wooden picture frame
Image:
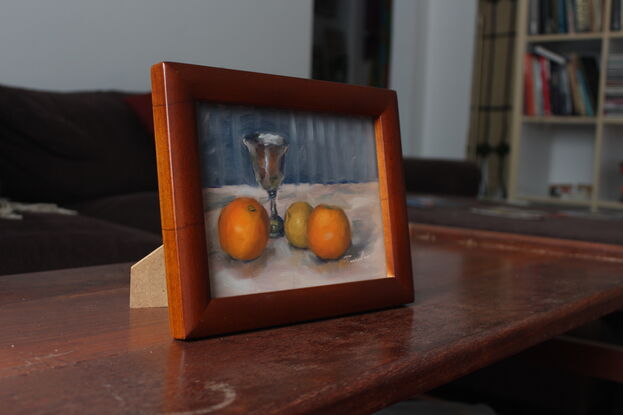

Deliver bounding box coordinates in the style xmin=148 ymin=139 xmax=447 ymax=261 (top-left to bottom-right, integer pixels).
xmin=151 ymin=62 xmax=412 ymax=339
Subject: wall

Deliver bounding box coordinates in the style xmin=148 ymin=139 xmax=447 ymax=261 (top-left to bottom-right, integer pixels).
xmin=0 ymin=0 xmax=313 ymax=92
xmin=390 ymin=0 xmax=478 ymax=159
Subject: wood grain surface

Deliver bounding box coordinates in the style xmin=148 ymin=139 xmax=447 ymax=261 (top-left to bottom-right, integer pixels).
xmin=1 ymin=224 xmax=623 ymax=414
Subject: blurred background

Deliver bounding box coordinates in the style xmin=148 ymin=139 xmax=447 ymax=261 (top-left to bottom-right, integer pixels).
xmin=0 ymin=0 xmax=477 ymax=163
xmin=2 ymin=2 xmax=623 ymax=414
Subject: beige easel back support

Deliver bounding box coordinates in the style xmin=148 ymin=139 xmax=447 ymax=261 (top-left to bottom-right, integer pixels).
xmin=129 ymin=245 xmax=167 ymax=308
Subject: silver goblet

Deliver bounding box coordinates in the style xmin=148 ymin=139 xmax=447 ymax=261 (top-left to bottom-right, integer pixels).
xmin=243 ymin=132 xmax=288 ymax=238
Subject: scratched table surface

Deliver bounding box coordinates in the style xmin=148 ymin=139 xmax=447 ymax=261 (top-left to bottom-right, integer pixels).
xmin=2 ymin=224 xmax=623 ymax=415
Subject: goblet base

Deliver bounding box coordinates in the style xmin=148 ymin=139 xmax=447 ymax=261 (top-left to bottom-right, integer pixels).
xmin=269 ymin=215 xmax=284 ymax=238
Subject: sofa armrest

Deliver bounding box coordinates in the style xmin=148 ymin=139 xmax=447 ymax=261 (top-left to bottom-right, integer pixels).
xmin=403 ymin=158 xmax=481 ymax=197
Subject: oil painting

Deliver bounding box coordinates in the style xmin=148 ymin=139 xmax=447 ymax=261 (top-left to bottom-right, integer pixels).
xmin=197 ymin=103 xmax=387 ymax=298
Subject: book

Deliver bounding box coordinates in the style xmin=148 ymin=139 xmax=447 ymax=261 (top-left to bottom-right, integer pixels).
xmin=592 ymin=0 xmax=602 ymax=32
xmin=576 ymin=0 xmax=590 ymax=32
xmin=540 ymin=56 xmax=553 ymax=115
xmin=560 ymin=65 xmax=573 ymax=115
xmin=529 ymin=0 xmax=540 ymax=34
xmin=533 ymin=56 xmax=544 ymax=114
xmin=551 ymin=0 xmax=560 ymax=33
xmin=557 ymin=0 xmax=567 ymax=32
xmin=558 ymin=64 xmax=574 ymax=115
xmin=580 ymin=56 xmax=599 ymax=112
xmin=526 ymin=0 xmax=600 ymax=34
xmin=529 ymin=0 xmax=604 ymax=35
xmin=588 ymin=0 xmax=594 ymax=31
xmin=568 ymin=55 xmax=585 ymax=115
xmin=524 ymin=54 xmax=536 ymax=115
xmin=524 ymin=46 xmax=598 ymax=117
xmin=566 ymin=0 xmax=576 ymax=32
xmin=550 ymin=63 xmax=561 ymax=114
xmin=541 ymin=0 xmax=552 ymax=33
xmin=605 ymin=53 xmax=623 ymax=114
xmin=613 ymin=0 xmax=622 ymax=31
xmin=576 ymin=63 xmax=593 ymax=115
xmin=534 ymin=45 xmax=566 ymax=65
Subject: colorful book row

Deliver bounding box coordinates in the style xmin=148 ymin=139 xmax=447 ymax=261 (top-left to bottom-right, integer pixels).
xmin=528 ymin=0 xmax=604 ymax=34
xmin=524 ymin=49 xmax=599 ymax=116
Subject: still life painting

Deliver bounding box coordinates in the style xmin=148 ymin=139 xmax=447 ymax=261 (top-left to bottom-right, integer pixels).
xmin=197 ymin=103 xmax=387 ymax=298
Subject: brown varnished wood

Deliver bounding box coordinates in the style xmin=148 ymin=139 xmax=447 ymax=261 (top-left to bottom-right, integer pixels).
xmin=376 ymin=94 xmax=411 ymax=290
xmin=156 ymin=62 xmax=393 ymax=116
xmin=2 ymin=224 xmax=623 ymax=414
xmin=151 ymin=62 xmax=412 ymax=339
xmin=410 ymin=223 xmax=623 ymax=263
xmin=152 ymin=65 xmax=210 ymax=339
xmin=151 ymin=65 xmax=186 ymax=338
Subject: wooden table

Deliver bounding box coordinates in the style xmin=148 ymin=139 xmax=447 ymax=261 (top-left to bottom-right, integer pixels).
xmin=2 ymin=224 xmax=623 ymax=414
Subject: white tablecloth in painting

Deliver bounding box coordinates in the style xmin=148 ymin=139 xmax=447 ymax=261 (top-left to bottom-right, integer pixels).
xmin=203 ymin=182 xmax=388 ymax=298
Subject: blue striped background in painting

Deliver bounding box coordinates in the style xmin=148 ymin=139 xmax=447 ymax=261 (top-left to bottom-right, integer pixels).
xmin=196 ymin=103 xmax=379 ymax=188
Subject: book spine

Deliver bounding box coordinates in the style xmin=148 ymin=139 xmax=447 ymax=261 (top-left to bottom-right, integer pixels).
xmin=524 ymin=53 xmax=536 ymax=115
xmin=613 ymin=0 xmax=621 ymax=31
xmin=533 ymin=57 xmax=544 ymax=114
xmin=550 ymin=64 xmax=560 ymax=114
xmin=588 ymin=0 xmax=595 ymax=32
xmin=566 ymin=0 xmax=576 ymax=32
xmin=568 ymin=55 xmax=585 ymax=114
xmin=552 ymin=0 xmax=560 ymax=32
xmin=576 ymin=59 xmax=595 ymax=117
xmin=540 ymin=57 xmax=553 ymax=115
xmin=559 ymin=65 xmax=573 ymax=115
xmin=534 ymin=45 xmax=566 ymax=65
xmin=543 ymin=0 xmax=553 ymax=33
xmin=529 ymin=0 xmax=540 ymax=34
xmin=558 ymin=0 xmax=567 ymax=32
xmin=594 ymin=0 xmax=602 ymax=31
xmin=576 ymin=65 xmax=594 ymax=116
xmin=580 ymin=56 xmax=599 ymax=111
xmin=540 ymin=0 xmax=548 ymax=33
xmin=552 ymin=0 xmax=560 ymax=33
xmin=576 ymin=0 xmax=589 ymax=32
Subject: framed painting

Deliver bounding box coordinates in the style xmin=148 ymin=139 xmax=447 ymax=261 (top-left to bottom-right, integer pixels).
xmin=151 ymin=62 xmax=412 ymax=339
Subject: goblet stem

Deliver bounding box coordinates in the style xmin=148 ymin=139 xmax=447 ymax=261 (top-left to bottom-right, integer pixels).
xmin=267 ymin=190 xmax=284 ymax=238
xmin=268 ymin=190 xmax=277 ymax=216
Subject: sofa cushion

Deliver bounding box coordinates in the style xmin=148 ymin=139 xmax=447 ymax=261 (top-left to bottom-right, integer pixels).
xmin=0 ymin=84 xmax=158 ymax=203
xmin=68 ymin=191 xmax=161 ymax=236
xmin=403 ymin=158 xmax=481 ymax=197
xmin=0 ymin=212 xmax=161 ymax=276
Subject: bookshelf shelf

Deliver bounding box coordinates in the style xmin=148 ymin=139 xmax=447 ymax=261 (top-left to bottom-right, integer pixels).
xmin=527 ymin=33 xmax=604 ymax=42
xmin=523 ymin=115 xmax=597 ymax=124
xmin=510 ymin=0 xmax=623 ymax=211
xmin=597 ymin=200 xmax=623 ymax=209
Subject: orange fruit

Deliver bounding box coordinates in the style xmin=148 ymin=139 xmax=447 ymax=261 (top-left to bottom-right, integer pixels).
xmin=218 ymin=197 xmax=269 ymax=261
xmin=307 ymin=205 xmax=351 ymax=260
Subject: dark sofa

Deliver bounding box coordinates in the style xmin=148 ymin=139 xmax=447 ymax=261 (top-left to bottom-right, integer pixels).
xmin=0 ymin=83 xmax=487 ymax=277
xmin=0 ymin=85 xmax=162 ymax=275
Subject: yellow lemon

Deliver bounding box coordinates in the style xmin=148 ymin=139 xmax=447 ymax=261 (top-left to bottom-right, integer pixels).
xmin=284 ymin=201 xmax=313 ymax=248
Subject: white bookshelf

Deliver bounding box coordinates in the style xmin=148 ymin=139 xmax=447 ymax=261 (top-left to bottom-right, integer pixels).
xmin=509 ymin=0 xmax=623 ymax=210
